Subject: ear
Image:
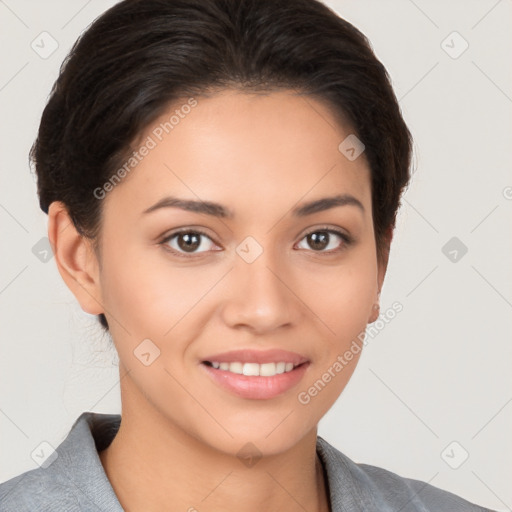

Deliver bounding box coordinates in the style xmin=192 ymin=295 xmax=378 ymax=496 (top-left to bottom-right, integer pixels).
xmin=47 ymin=201 xmax=104 ymax=316
xmin=368 ymin=225 xmax=393 ymax=323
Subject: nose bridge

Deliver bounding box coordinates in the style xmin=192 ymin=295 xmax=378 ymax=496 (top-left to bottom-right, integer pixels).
xmin=221 ymin=237 xmax=297 ymax=331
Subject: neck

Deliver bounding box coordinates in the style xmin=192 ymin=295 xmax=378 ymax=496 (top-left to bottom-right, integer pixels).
xmin=99 ymin=371 xmax=331 ymax=512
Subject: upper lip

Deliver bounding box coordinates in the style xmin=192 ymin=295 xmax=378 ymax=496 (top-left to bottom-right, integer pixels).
xmin=202 ymin=349 xmax=309 ymax=366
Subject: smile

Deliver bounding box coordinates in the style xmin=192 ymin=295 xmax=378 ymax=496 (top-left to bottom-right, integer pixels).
xmin=200 ymin=360 xmax=310 ymax=400
xmin=203 ymin=361 xmax=299 ymax=377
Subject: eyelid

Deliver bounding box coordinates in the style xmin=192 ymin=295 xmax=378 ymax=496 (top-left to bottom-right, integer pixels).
xmin=296 ymin=225 xmax=354 ymax=253
xmin=161 ymin=226 xmax=214 ymax=239
xmin=299 ymin=224 xmax=353 ymax=242
xmin=159 ymin=227 xmax=220 ymax=258
xmin=159 ymin=224 xmax=354 ymax=258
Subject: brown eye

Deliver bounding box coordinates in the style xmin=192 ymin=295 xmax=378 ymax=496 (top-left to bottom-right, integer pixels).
xmin=160 ymin=230 xmax=218 ymax=257
xmin=175 ymin=232 xmax=202 ymax=252
xmin=306 ymin=231 xmax=329 ymax=251
xmin=296 ymin=229 xmax=351 ymax=253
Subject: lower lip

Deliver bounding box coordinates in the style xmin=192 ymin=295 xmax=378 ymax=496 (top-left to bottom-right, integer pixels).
xmin=200 ymin=362 xmax=310 ymax=400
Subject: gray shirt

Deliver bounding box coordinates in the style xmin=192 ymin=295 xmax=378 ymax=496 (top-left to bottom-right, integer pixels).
xmin=0 ymin=411 xmax=496 ymax=511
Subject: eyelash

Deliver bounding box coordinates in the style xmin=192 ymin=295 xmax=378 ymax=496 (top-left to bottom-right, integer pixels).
xmin=159 ymin=226 xmax=353 ymax=259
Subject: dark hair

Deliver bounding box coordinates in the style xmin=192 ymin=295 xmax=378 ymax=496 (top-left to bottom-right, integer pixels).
xmin=32 ymin=0 xmax=413 ymax=333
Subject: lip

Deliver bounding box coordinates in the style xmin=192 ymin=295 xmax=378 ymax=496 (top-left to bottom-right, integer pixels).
xmin=201 ymin=349 xmax=309 ymax=366
xmin=200 ymin=360 xmax=310 ymax=400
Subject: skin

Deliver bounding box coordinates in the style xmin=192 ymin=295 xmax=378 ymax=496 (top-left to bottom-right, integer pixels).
xmin=48 ymin=89 xmax=390 ymax=512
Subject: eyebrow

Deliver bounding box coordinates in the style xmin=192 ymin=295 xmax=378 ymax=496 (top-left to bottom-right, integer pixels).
xmin=142 ymin=193 xmax=365 ymax=218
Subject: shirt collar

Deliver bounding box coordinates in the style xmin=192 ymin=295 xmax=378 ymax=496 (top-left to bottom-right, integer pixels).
xmin=57 ymin=411 xmax=363 ymax=512
xmin=53 ymin=411 xmax=124 ymax=511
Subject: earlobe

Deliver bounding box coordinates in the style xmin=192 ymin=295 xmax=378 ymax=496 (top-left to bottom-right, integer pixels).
xmin=47 ymin=201 xmax=104 ymax=316
xmin=368 ymin=302 xmax=380 ymax=324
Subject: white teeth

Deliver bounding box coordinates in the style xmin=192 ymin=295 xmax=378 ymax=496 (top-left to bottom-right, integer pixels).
xmin=242 ymin=363 xmax=260 ymax=376
xmin=229 ymin=362 xmax=243 ymax=374
xmin=207 ymin=361 xmax=299 ymax=377
xmin=259 ymin=362 xmax=276 ymax=377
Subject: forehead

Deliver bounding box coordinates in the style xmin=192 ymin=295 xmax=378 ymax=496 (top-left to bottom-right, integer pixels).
xmin=102 ymin=89 xmax=371 ymax=223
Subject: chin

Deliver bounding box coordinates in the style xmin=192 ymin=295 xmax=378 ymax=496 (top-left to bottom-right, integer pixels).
xmin=194 ymin=418 xmax=317 ymax=460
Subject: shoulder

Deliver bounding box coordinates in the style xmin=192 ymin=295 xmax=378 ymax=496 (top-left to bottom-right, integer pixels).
xmin=0 ymin=468 xmax=82 ymax=512
xmin=316 ymin=436 xmax=496 ymax=512
xmin=0 ymin=412 xmax=122 ymax=512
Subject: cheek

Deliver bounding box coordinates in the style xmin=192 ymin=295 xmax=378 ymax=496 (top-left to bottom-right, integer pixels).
xmin=304 ymin=255 xmax=378 ymax=332
xmin=296 ymin=262 xmax=374 ymax=413
xmin=98 ymin=241 xmax=224 ymax=350
xmin=297 ymin=249 xmax=376 ymax=391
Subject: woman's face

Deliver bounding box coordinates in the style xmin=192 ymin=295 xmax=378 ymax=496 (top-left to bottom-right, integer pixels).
xmin=81 ymin=89 xmax=386 ymax=455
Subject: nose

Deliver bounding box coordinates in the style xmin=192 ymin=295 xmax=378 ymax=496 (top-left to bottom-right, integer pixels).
xmin=220 ymin=246 xmax=301 ymax=334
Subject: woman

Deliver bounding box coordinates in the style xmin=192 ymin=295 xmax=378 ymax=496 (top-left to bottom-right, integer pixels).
xmin=0 ymin=0 xmax=497 ymax=510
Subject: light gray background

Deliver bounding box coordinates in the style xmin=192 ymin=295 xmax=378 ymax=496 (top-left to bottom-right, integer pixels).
xmin=0 ymin=1 xmax=510 ymax=510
